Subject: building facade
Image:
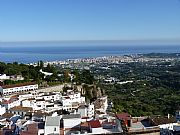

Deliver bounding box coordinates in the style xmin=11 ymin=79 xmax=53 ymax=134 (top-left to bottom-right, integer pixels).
xmin=1 ymin=82 xmax=38 ymax=95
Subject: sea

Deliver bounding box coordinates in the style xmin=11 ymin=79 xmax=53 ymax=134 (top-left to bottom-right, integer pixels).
xmin=0 ymin=42 xmax=180 ymax=63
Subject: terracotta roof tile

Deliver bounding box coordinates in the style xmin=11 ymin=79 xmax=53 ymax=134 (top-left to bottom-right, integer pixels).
xmin=2 ymin=82 xmax=37 ymax=89
xmin=88 ymin=120 xmax=101 ymax=128
xmin=116 ymin=113 xmax=131 ymax=120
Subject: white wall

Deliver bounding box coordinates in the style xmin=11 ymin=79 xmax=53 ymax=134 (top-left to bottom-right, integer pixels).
xmin=43 ymin=94 xmax=60 ymax=101
xmin=0 ymin=74 xmax=7 ymax=80
xmin=62 ymin=92 xmax=85 ymax=111
xmin=3 ymin=84 xmax=38 ymax=95
xmin=7 ymin=100 xmax=21 ymax=110
xmin=19 ymin=94 xmax=34 ymax=101
xmin=63 ymin=118 xmax=81 ymax=129
xmin=22 ymin=100 xmax=31 ymax=108
xmin=38 ymin=129 xmax=44 ymax=135
xmin=159 ymin=123 xmax=178 ymax=131
xmin=0 ymin=105 xmax=6 ymax=116
xmin=92 ymin=127 xmax=104 ymax=134
xmin=77 ymin=104 xmax=94 ymax=118
xmin=44 ymin=126 xmax=59 ymax=135
xmin=78 ymin=108 xmax=87 ymax=118
xmin=88 ymin=104 xmax=94 ymax=118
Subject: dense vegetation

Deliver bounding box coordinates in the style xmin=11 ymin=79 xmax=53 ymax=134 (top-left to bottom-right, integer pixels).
xmin=0 ymin=61 xmax=94 ymax=86
xmin=94 ymin=57 xmax=180 ymax=116
xmin=0 ymin=53 xmax=180 ymax=117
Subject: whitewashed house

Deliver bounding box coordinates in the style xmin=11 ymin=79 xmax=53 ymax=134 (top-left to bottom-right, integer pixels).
xmin=61 ymin=91 xmax=85 ymax=111
xmin=0 ymin=82 xmax=38 ymax=95
xmin=0 ymin=105 xmax=6 ymax=116
xmin=94 ymin=96 xmax=108 ymax=113
xmin=42 ymin=93 xmax=61 ymax=101
xmin=159 ymin=123 xmax=178 ymax=131
xmin=77 ymin=104 xmax=94 ymax=118
xmin=0 ymin=74 xmax=8 ymax=80
xmin=62 ymin=114 xmax=81 ymax=135
xmin=45 ymin=116 xmax=61 ymax=135
xmin=8 ymin=106 xmax=33 ymax=116
xmin=18 ymin=94 xmax=35 ymax=101
xmin=2 ymin=97 xmax=21 ymax=110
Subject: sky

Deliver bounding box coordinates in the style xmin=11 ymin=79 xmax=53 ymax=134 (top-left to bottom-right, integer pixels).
xmin=0 ymin=0 xmax=180 ymax=42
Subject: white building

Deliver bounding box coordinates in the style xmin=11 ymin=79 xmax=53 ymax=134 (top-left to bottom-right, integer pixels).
xmin=0 ymin=74 xmax=24 ymax=81
xmin=10 ymin=75 xmax=24 ymax=81
xmin=0 ymin=74 xmax=8 ymax=80
xmin=77 ymin=104 xmax=94 ymax=118
xmin=45 ymin=116 xmax=61 ymax=135
xmin=22 ymin=99 xmax=46 ymax=111
xmin=42 ymin=93 xmax=61 ymax=101
xmin=18 ymin=94 xmax=35 ymax=101
xmin=94 ymin=96 xmax=108 ymax=113
xmin=0 ymin=105 xmax=6 ymax=116
xmin=159 ymin=123 xmax=178 ymax=131
xmin=2 ymin=97 xmax=21 ymax=110
xmin=21 ymin=93 xmax=62 ymax=112
xmin=62 ymin=114 xmax=81 ymax=135
xmin=0 ymin=82 xmax=38 ymax=95
xmin=61 ymin=91 xmax=85 ymax=111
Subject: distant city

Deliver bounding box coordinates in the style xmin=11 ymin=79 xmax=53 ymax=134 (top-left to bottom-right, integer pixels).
xmin=0 ymin=53 xmax=180 ymax=135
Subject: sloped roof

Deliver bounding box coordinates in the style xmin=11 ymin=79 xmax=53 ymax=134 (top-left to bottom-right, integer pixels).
xmin=116 ymin=113 xmax=131 ymax=120
xmin=2 ymin=82 xmax=37 ymax=89
xmin=89 ymin=120 xmax=101 ymax=128
xmin=151 ymin=117 xmax=176 ymax=125
xmin=45 ymin=116 xmax=61 ymax=126
xmin=62 ymin=114 xmax=81 ymax=119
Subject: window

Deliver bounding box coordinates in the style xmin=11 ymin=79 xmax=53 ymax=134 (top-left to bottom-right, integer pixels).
xmin=54 ymin=127 xmax=56 ymax=131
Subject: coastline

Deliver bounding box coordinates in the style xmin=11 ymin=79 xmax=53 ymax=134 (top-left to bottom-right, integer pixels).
xmin=0 ymin=45 xmax=180 ymax=64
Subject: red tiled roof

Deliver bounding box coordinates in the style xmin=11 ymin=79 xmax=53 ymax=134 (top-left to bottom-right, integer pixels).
xmin=2 ymin=82 xmax=37 ymax=89
xmin=2 ymin=97 xmax=19 ymax=104
xmin=2 ymin=100 xmax=11 ymax=104
xmin=89 ymin=120 xmax=101 ymax=128
xmin=116 ymin=113 xmax=131 ymax=120
xmin=20 ymin=123 xmax=38 ymax=135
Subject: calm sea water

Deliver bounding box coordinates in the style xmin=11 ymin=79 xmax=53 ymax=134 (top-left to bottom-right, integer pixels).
xmin=0 ymin=42 xmax=180 ymax=63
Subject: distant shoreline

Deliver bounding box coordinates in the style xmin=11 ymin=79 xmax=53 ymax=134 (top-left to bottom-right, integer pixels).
xmin=0 ymin=52 xmax=179 ymax=64
xmin=0 ymin=44 xmax=179 ymax=63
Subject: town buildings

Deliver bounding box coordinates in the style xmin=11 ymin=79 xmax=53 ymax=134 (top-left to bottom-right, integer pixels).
xmin=0 ymin=82 xmax=38 ymax=95
xmin=0 ymin=73 xmax=179 ymax=135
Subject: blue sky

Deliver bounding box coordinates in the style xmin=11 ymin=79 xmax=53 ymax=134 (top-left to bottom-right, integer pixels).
xmin=0 ymin=0 xmax=180 ymax=42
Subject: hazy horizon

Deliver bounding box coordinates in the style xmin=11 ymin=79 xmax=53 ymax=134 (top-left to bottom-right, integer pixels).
xmin=0 ymin=40 xmax=180 ymax=48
